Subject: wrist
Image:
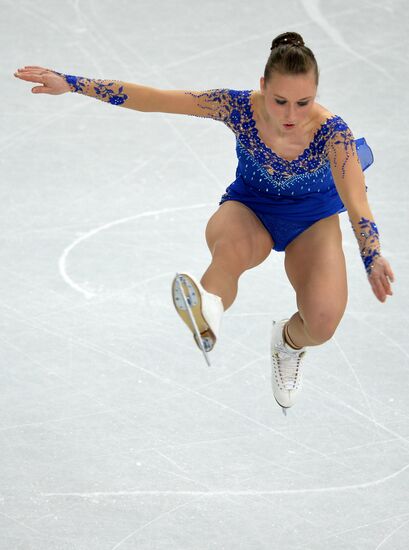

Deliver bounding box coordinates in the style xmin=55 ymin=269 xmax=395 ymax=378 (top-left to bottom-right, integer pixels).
xmin=58 ymin=73 xmax=82 ymax=93
xmin=51 ymin=71 xmax=77 ymax=93
xmin=364 ymin=251 xmax=381 ymax=276
xmin=50 ymin=74 xmax=128 ymax=105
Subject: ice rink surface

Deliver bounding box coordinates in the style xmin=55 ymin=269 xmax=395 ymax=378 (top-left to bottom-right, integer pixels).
xmin=2 ymin=0 xmax=409 ymax=548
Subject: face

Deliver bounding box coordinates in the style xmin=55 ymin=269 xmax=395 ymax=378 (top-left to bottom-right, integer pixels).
xmin=260 ymin=71 xmax=317 ymax=132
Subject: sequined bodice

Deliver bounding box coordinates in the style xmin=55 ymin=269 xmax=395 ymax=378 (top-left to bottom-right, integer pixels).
xmin=186 ymin=89 xmax=373 ymax=198
xmin=234 ymin=133 xmax=334 ymax=198
xmin=227 ymin=90 xmax=335 ymax=181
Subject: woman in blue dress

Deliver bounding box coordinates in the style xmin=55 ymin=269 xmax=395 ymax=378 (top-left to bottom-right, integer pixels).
xmin=14 ymin=31 xmax=395 ymax=411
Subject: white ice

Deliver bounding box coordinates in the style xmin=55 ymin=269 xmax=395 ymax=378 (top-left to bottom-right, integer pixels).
xmin=2 ymin=0 xmax=409 ymax=548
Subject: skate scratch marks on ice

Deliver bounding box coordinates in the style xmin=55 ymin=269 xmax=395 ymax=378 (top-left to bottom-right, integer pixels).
xmin=332 ymin=335 xmax=382 ymax=440
xmin=106 ymin=497 xmax=207 ymax=550
xmin=373 ymin=516 xmax=409 ymax=550
xmin=300 ymin=0 xmax=394 ymax=82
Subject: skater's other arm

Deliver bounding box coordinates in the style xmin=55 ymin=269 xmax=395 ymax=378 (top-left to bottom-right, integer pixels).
xmin=327 ymin=127 xmax=395 ymax=301
xmin=14 ymin=66 xmax=232 ymax=121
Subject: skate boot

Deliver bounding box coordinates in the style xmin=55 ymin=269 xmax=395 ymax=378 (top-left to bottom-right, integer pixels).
xmin=172 ymin=273 xmax=224 ymax=366
xmin=271 ymin=319 xmax=307 ymax=412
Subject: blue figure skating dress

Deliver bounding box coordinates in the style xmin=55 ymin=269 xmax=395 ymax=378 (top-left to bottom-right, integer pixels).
xmin=192 ymin=89 xmax=374 ymax=251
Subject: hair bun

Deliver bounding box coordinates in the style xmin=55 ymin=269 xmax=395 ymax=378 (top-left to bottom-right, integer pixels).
xmin=271 ymin=32 xmax=305 ymax=50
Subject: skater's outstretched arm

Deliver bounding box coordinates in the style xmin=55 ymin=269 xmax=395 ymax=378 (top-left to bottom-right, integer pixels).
xmin=326 ymin=123 xmax=395 ymax=302
xmin=14 ymin=66 xmax=232 ymax=121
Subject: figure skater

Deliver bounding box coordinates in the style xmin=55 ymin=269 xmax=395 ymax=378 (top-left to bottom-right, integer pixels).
xmin=14 ymin=31 xmax=395 ymax=412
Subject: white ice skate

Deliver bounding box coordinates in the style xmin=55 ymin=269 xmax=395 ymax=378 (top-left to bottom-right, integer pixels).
xmin=172 ymin=273 xmax=224 ymax=366
xmin=271 ymin=319 xmax=307 ymax=414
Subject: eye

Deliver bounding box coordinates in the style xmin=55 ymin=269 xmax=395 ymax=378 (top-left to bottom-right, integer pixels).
xmin=274 ymin=99 xmax=310 ymax=106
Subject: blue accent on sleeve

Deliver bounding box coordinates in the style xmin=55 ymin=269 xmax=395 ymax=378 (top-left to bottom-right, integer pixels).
xmin=59 ymin=73 xmax=129 ymax=105
xmin=356 ymin=217 xmax=381 ymax=275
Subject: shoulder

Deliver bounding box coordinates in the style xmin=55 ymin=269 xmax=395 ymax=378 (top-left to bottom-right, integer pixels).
xmin=318 ymin=110 xmax=360 ymax=178
xmin=249 ymin=90 xmax=265 ymax=121
xmin=315 ymin=105 xmax=354 ymax=139
xmin=206 ymin=89 xmax=252 ymax=114
xmin=314 ymin=109 xmax=356 ymax=161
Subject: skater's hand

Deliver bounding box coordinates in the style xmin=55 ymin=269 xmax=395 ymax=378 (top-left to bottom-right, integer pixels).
xmin=368 ymin=256 xmax=395 ymax=303
xmin=14 ymin=66 xmax=70 ymax=95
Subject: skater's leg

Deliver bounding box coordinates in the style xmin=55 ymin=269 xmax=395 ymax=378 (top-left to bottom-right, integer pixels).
xmin=284 ymin=214 xmax=348 ymax=348
xmin=201 ymin=201 xmax=274 ymax=309
xmin=270 ymin=214 xmax=346 ymax=409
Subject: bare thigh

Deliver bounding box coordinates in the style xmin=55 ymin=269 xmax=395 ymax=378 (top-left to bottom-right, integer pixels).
xmin=284 ymin=214 xmax=348 ymax=341
xmin=205 ymin=201 xmax=273 ymax=271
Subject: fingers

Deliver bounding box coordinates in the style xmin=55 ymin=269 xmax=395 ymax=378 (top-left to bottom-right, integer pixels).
xmin=382 ymin=262 xmax=395 ymax=298
xmin=14 ymin=67 xmax=68 ymax=95
xmin=380 ymin=277 xmax=393 ymax=299
xmin=32 ymin=86 xmax=50 ymax=94
xmin=16 ymin=66 xmax=49 ymax=71
xmin=14 ymin=67 xmax=52 ymax=80
xmin=14 ymin=72 xmax=45 ymax=83
xmin=386 ymin=266 xmax=395 ymax=283
xmin=371 ymin=277 xmax=387 ymax=302
xmin=369 ymin=261 xmax=395 ymax=302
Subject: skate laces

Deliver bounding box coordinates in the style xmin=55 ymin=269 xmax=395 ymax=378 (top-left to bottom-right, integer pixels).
xmin=273 ymin=342 xmax=305 ymax=390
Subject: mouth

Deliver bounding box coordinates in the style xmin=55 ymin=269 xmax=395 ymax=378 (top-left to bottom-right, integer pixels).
xmin=283 ymin=123 xmax=295 ymax=128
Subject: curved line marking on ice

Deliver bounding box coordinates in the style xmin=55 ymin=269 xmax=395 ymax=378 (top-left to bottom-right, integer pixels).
xmin=58 ymin=203 xmax=213 ymax=298
xmin=41 ymin=459 xmax=409 ymax=498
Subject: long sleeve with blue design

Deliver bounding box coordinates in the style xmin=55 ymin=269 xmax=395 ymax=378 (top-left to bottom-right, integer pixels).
xmin=58 ymin=77 xmax=381 ymax=273
xmin=55 ymin=72 xmax=155 ymax=110
xmin=56 ymin=73 xmax=237 ymax=119
xmin=325 ymin=127 xmax=381 ymax=276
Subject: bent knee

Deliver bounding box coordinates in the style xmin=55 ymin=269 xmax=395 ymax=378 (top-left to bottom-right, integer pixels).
xmin=211 ymin=237 xmax=256 ymax=272
xmin=303 ymin=311 xmax=343 ymax=344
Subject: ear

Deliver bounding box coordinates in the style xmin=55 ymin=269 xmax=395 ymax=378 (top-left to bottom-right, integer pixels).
xmin=260 ymin=76 xmax=265 ymax=94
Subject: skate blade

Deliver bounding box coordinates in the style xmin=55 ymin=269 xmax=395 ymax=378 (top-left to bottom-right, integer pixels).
xmin=274 ymin=396 xmax=289 ymax=416
xmin=172 ymin=273 xmax=213 ymax=366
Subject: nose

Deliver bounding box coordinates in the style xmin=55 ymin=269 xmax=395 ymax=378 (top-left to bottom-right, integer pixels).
xmin=285 ymin=103 xmax=296 ymax=121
